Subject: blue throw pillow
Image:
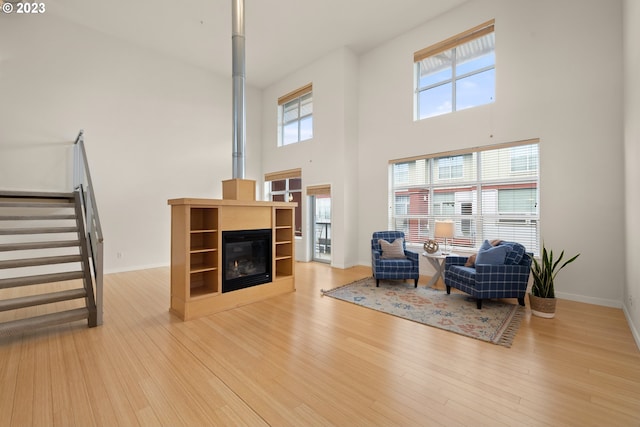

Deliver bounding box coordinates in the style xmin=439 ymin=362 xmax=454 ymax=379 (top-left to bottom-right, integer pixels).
xmin=479 ymin=239 xmax=492 ymax=251
xmin=499 ymin=242 xmax=526 ymax=265
xmin=476 ymin=240 xmax=511 ymax=265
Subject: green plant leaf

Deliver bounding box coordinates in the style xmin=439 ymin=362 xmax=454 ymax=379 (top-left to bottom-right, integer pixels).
xmin=529 ymin=243 xmax=580 ymax=299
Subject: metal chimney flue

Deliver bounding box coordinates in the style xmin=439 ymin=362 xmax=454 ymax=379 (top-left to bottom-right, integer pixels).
xmin=232 ymin=0 xmax=246 ymax=180
xmin=223 ymin=0 xmax=255 ymax=201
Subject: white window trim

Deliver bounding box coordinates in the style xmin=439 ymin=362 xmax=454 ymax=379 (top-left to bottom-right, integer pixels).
xmin=413 ymin=20 xmax=495 ymax=120
xmin=277 ymin=83 xmax=313 ymax=146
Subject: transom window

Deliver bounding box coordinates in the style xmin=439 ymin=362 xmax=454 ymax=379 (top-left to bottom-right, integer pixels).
xmin=414 ymin=20 xmax=495 ymax=120
xmin=389 ymin=140 xmax=540 ymax=255
xmin=278 ymin=83 xmax=313 ymax=146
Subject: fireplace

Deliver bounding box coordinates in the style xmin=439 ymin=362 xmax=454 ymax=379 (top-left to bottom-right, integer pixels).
xmin=222 ymin=229 xmax=272 ymax=293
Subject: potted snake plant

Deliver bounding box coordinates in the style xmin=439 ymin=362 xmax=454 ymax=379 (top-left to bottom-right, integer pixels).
xmin=528 ymin=245 xmax=580 ymax=318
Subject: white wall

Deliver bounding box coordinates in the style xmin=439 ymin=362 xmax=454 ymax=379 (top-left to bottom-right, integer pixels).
xmin=623 ymin=0 xmax=640 ymax=346
xmin=357 ymin=0 xmax=625 ymax=307
xmin=0 ymin=13 xmax=262 ymax=273
xmin=261 ymin=47 xmax=359 ymax=269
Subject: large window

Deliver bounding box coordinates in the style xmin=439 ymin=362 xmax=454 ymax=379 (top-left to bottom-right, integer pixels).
xmin=278 ymin=83 xmax=313 ymax=146
xmin=389 ymin=140 xmax=540 ymax=255
xmin=414 ymin=20 xmax=495 ymax=120
xmin=265 ymin=169 xmax=302 ymax=237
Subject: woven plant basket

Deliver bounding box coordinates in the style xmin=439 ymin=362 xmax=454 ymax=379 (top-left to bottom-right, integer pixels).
xmin=529 ymin=294 xmax=556 ymax=318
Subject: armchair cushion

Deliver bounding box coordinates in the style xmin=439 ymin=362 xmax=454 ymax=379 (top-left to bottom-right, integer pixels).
xmin=465 ymin=239 xmax=507 ymax=267
xmin=379 ymin=238 xmax=406 ymax=259
xmin=476 ymin=241 xmax=511 ymax=265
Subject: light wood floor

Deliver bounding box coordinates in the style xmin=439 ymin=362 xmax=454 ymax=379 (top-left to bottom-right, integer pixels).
xmin=1 ymin=262 xmax=639 ymax=427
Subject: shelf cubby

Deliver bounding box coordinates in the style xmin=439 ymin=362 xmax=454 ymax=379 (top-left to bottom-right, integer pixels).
xmin=190 ymin=232 xmax=217 ymax=252
xmin=275 ymin=257 xmax=293 ymax=278
xmin=187 ymin=207 xmax=219 ymax=298
xmin=275 ymin=208 xmax=293 ymax=228
xmin=275 ymin=228 xmax=292 ymax=243
xmin=275 ymin=241 xmax=293 ymax=258
xmin=191 ymin=207 xmax=218 ymax=231
xmin=189 ymin=270 xmax=218 ymax=296
xmin=190 ymin=250 xmax=218 ymax=273
xmin=273 ymin=207 xmax=294 ymax=279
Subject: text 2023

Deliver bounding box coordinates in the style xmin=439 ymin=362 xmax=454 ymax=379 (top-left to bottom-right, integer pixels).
xmin=17 ymin=3 xmax=46 ymax=13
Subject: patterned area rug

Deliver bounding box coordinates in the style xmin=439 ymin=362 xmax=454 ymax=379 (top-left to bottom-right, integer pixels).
xmin=322 ymin=277 xmax=524 ymax=347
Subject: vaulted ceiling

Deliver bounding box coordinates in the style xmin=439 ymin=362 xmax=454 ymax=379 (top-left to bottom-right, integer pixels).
xmin=48 ymin=0 xmax=469 ymax=88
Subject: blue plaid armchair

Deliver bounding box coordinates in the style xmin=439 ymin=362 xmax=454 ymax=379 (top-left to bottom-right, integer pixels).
xmin=371 ymin=231 xmax=419 ymax=287
xmin=444 ymin=241 xmax=532 ymax=309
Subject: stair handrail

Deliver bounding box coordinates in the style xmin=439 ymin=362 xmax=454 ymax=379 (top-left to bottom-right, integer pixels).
xmin=73 ymin=130 xmax=104 ymax=325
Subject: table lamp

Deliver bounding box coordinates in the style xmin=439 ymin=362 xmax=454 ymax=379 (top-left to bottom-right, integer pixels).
xmin=434 ymin=220 xmax=454 ymax=255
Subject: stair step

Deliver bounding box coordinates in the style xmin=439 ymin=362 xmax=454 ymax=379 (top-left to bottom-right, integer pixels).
xmin=0 ymin=190 xmax=74 ymax=199
xmin=0 ymin=271 xmax=85 ymax=289
xmin=0 ymin=307 xmax=89 ymax=337
xmin=0 ymin=201 xmax=74 ymax=209
xmin=0 ymin=288 xmax=87 ymax=312
xmin=0 ymin=240 xmax=80 ymax=252
xmin=0 ymin=226 xmax=78 ymax=235
xmin=0 ymin=214 xmax=77 ymax=221
xmin=0 ymin=255 xmax=83 ymax=270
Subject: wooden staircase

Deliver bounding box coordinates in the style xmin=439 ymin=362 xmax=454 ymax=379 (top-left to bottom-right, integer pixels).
xmin=0 ymin=190 xmax=98 ymax=336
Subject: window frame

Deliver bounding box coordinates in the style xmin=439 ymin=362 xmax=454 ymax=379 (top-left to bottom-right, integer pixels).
xmin=438 ymin=156 xmax=464 ymax=180
xmin=389 ymin=139 xmax=540 ymax=255
xmin=414 ymin=20 xmax=495 ymax=120
xmin=278 ymin=83 xmax=313 ymax=146
xmin=265 ymin=169 xmax=303 ymax=237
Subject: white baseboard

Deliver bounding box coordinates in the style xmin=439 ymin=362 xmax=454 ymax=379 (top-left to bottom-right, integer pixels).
xmin=622 ymin=303 xmax=640 ymax=351
xmin=104 ymin=263 xmax=169 ymax=275
xmin=554 ymin=291 xmax=622 ymax=309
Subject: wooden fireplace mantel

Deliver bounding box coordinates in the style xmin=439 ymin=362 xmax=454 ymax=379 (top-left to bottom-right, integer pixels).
xmin=168 ymin=197 xmax=296 ymax=320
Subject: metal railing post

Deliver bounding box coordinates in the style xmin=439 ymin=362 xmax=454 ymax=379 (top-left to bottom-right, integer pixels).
xmin=73 ymin=129 xmax=104 ymax=326
xmin=96 ymin=240 xmax=103 ymax=325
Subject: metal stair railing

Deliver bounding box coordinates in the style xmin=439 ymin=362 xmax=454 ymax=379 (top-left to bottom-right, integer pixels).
xmin=73 ymin=130 xmax=104 ymax=325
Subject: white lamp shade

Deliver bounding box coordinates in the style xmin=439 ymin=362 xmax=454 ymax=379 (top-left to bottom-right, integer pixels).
xmin=434 ymin=220 xmax=454 ymax=239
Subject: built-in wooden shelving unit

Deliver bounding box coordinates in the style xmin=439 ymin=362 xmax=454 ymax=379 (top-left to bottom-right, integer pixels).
xmin=168 ymin=198 xmax=296 ymax=320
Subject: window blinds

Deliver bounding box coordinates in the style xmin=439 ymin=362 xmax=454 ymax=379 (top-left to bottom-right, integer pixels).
xmin=389 ymin=139 xmax=540 ymax=255
xmin=278 ymin=83 xmax=312 ymax=106
xmin=264 ymin=168 xmax=302 ymax=182
xmin=306 ymin=185 xmax=331 ymax=196
xmin=413 ymin=19 xmax=495 ymax=63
